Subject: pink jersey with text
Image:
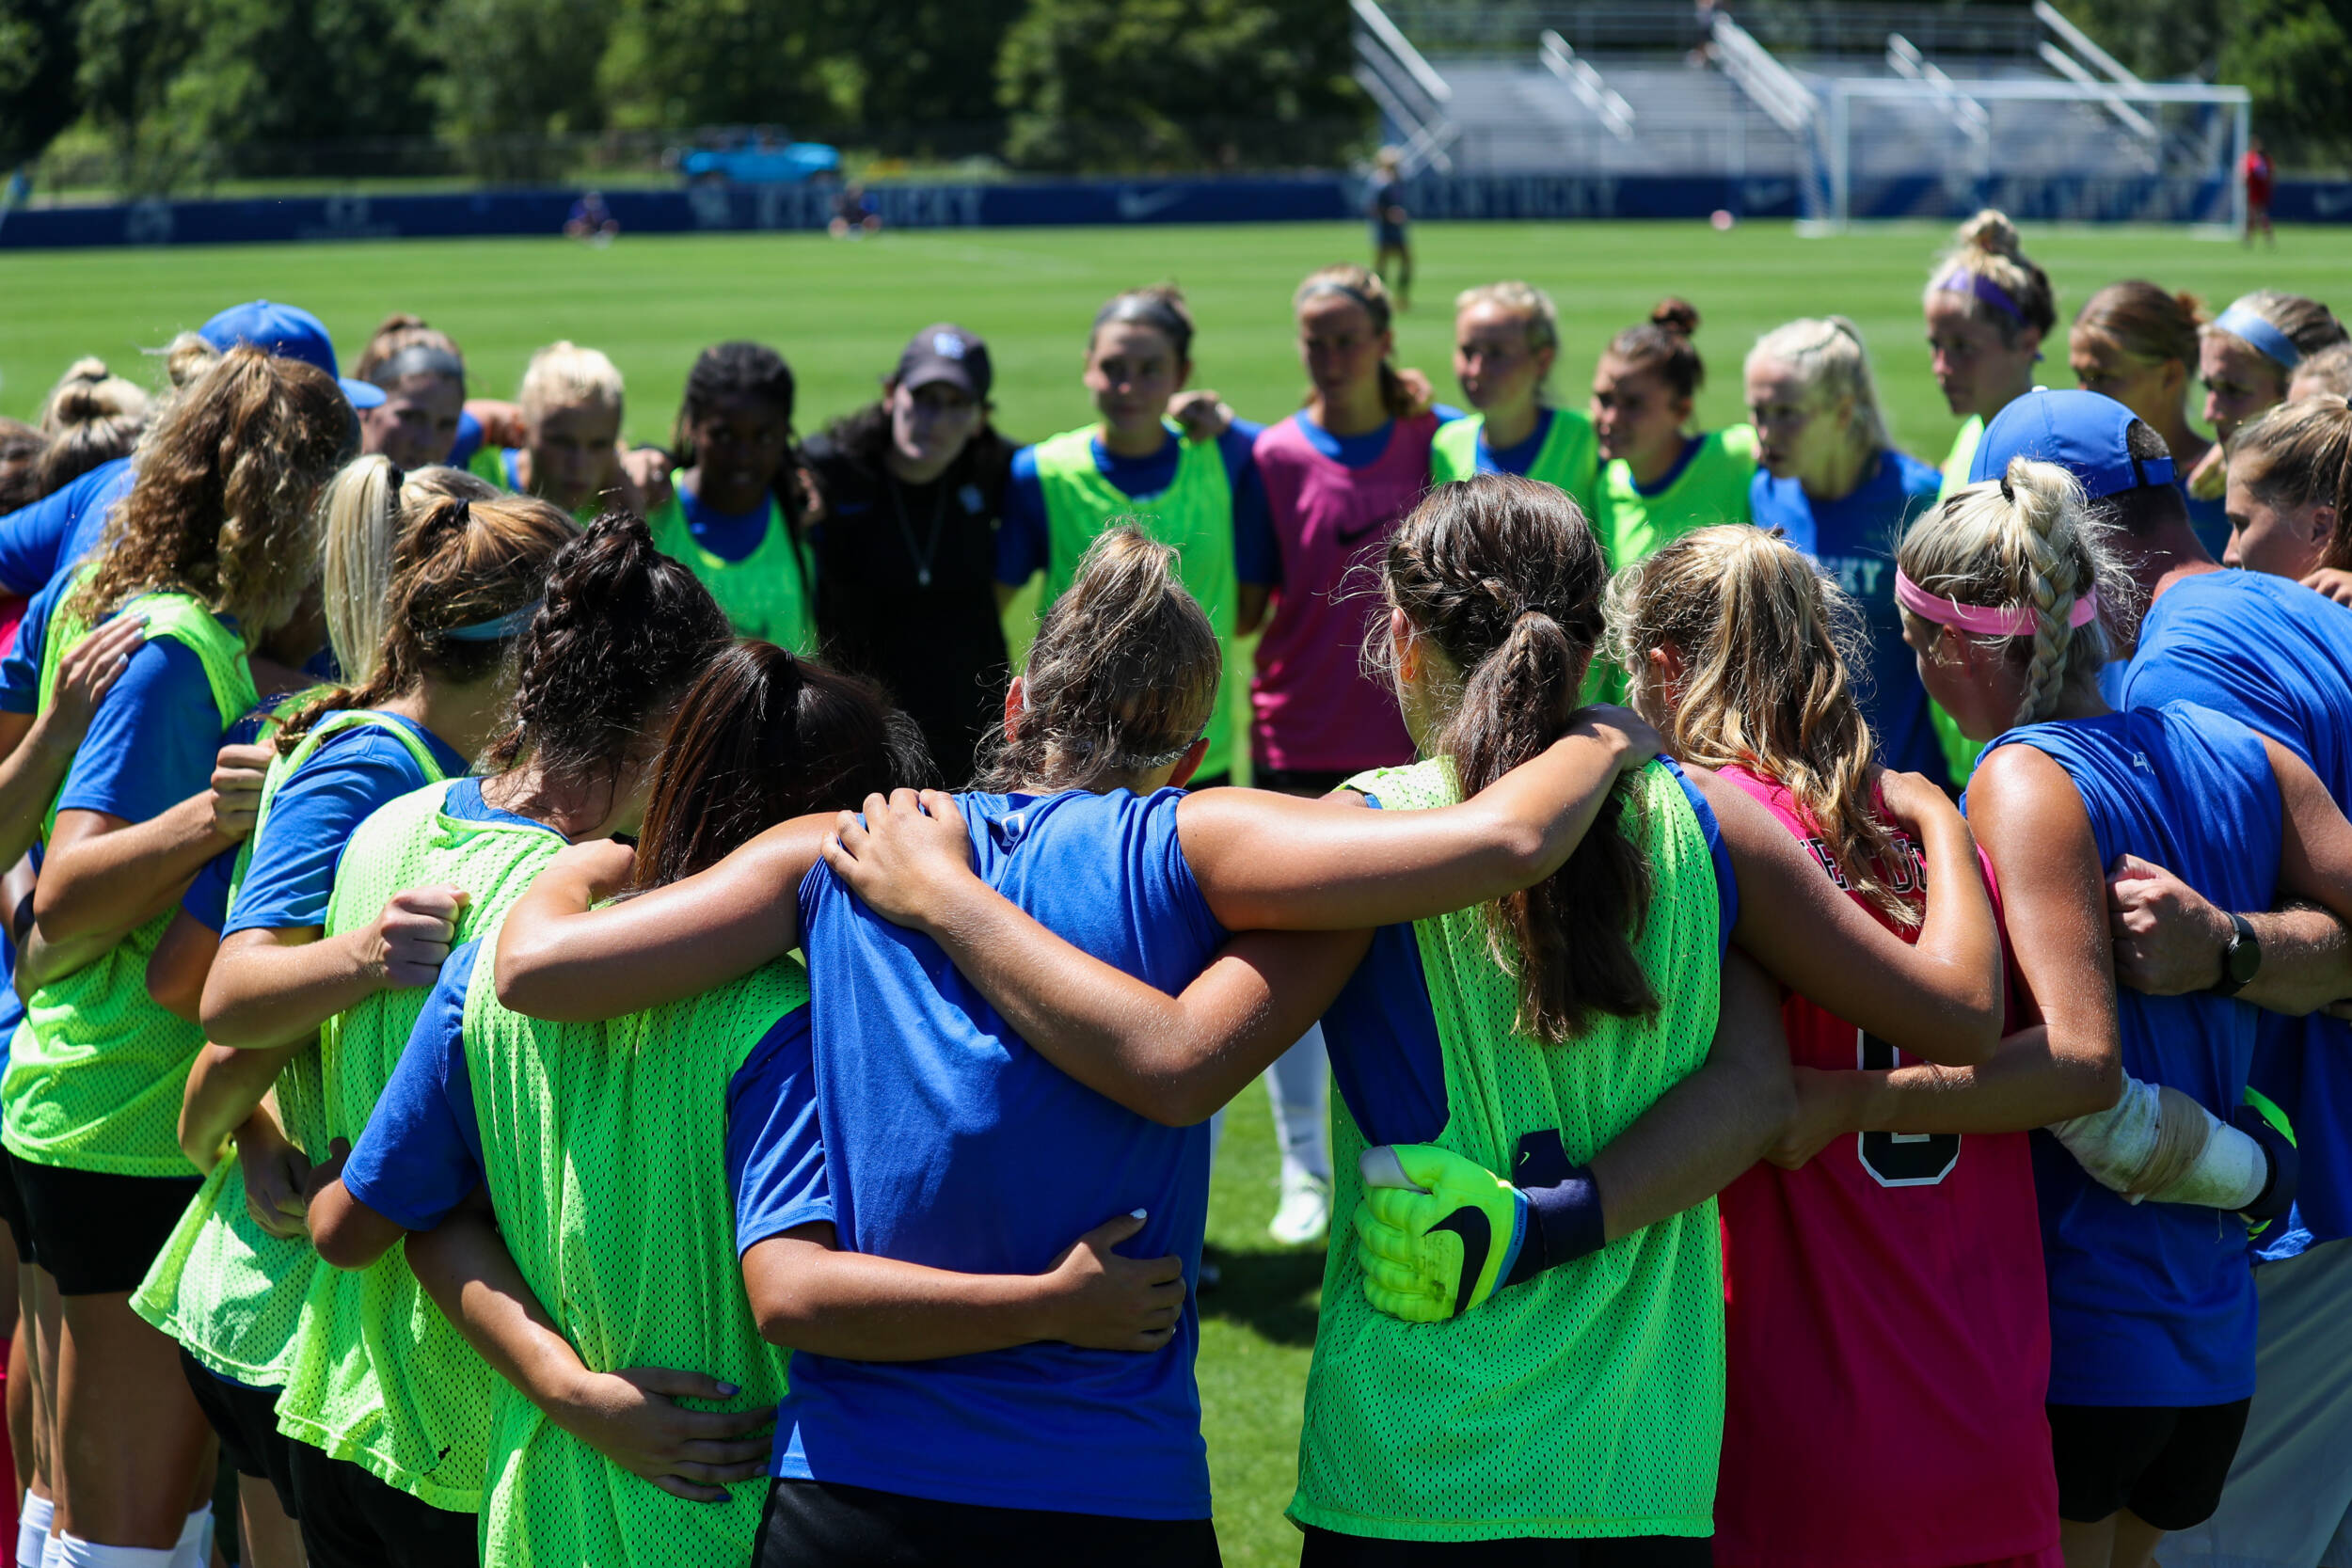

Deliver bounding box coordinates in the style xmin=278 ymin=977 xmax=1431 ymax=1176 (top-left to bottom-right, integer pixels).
xmin=1247 ymin=413 xmax=1430 ymax=774
xmin=1712 ymin=765 xmax=2057 ymax=1568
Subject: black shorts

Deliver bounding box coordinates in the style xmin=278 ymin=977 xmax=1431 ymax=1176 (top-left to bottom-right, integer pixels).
xmin=2047 ymin=1398 xmax=2253 ymax=1530
xmin=0 ymin=1149 xmax=32 ymax=1266
xmin=1253 ymin=768 xmax=1359 ymax=799
xmin=1301 ymin=1526 xmax=1711 ymax=1566
xmin=755 ymin=1478 xmax=1221 ymax=1568
xmin=285 ymin=1441 xmax=477 ymax=1568
xmin=11 ymin=1160 xmax=199 ymax=1296
xmin=183 ymin=1350 xmax=299 ymax=1519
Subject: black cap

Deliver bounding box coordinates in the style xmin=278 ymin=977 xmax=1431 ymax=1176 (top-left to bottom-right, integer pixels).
xmin=896 ymin=324 xmax=991 ymax=401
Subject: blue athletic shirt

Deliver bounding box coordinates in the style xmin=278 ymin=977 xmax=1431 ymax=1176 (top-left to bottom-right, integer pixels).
xmin=174 ymin=713 xmax=270 ymax=933
xmin=0 ymin=457 xmax=134 ymax=597
xmin=0 ymin=576 xmax=68 ymax=715
xmin=675 ymin=476 xmax=774 ymax=565
xmin=2118 ymin=570 xmax=2352 ymax=1255
xmin=996 ymin=420 xmax=1267 ymax=587
xmin=1321 ymin=761 xmax=1737 ymax=1144
xmin=448 ymin=410 xmax=484 ymax=469
xmin=340 ymin=939 xmax=826 ymax=1253
xmin=56 ymin=614 xmax=244 ymax=827
xmin=760 ymin=785 xmax=1226 ymax=1519
xmin=1235 ymin=407 xmax=1467 ymax=588
xmin=1468 ymin=406 xmax=1558 ymax=479
xmin=1975 ymin=703 xmax=2278 ymax=1405
xmin=222 ymin=716 xmax=469 ymax=937
xmin=1756 ymin=450 xmax=1946 ymax=779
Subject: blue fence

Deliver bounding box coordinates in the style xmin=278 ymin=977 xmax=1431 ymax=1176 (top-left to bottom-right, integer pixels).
xmin=2 ymin=173 xmax=2344 ymax=250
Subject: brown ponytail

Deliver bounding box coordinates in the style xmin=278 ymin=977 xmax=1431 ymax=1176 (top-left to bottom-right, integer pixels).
xmin=1382 ymin=473 xmax=1652 ymax=1039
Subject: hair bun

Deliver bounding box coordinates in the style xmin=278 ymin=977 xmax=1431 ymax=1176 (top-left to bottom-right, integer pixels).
xmin=1957 ymin=209 xmax=2023 ymax=259
xmin=60 ymin=357 xmax=110 ymax=386
xmin=1650 ymin=297 xmax=1701 ymax=337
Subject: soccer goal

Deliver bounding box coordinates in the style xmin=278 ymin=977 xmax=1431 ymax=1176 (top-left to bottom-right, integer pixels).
xmin=1810 ymin=74 xmax=2251 ymax=234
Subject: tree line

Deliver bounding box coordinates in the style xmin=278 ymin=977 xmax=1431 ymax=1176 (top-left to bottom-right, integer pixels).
xmin=0 ymin=0 xmax=1365 ymax=189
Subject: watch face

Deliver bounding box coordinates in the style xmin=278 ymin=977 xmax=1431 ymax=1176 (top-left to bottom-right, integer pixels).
xmin=2230 ymin=939 xmax=2262 ymax=986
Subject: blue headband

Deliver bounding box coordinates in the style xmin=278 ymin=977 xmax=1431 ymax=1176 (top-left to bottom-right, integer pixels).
xmin=444 ymin=601 xmax=541 ymax=641
xmin=2213 ymin=303 xmax=2303 ymax=371
xmin=1935 ymin=271 xmax=2026 ymax=327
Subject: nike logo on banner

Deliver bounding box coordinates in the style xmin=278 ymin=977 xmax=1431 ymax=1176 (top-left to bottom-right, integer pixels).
xmin=1116 ymin=189 xmax=1187 ymax=220
xmin=1430 ymin=1207 xmax=1490 ymax=1319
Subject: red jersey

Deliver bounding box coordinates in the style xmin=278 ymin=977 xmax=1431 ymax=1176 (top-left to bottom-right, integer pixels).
xmin=2244 ymin=150 xmax=2274 ymax=204
xmin=1711 ymin=766 xmax=2057 ymax=1568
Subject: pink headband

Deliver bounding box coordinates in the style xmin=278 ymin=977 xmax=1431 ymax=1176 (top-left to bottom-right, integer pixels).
xmin=1895 ymin=569 xmax=2101 ymax=638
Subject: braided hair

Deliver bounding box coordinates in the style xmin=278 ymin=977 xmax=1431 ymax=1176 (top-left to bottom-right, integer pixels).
xmin=1380 ymin=472 xmax=1648 ymax=1039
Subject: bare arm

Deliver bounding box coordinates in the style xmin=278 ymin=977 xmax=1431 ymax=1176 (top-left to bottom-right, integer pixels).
xmin=2104 ymin=739 xmax=2352 ymax=1016
xmin=202 ymin=887 xmax=464 ymax=1050
xmin=493 ymin=825 xmax=824 ymax=1022
xmin=741 ymin=1212 xmax=1183 ymax=1361
xmin=16 ymin=914 xmax=135 ymax=1002
xmin=405 ymin=1207 xmax=771 ymax=1504
xmin=1771 ymin=746 xmax=2122 ymax=1163
xmin=1173 ymin=710 xmax=1661 ymax=931
xmin=0 ymin=616 xmax=148 ymax=872
xmin=306 ymin=1145 xmax=410 ymax=1269
xmin=1694 ymin=766 xmax=2004 ymax=1067
xmin=1589 ymin=947 xmax=1791 ymax=1241
xmin=180 ymin=1039 xmax=306 ymax=1173
xmin=144 ymin=908 xmax=220 ymax=1022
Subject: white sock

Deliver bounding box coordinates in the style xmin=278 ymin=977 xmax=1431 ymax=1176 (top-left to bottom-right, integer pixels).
xmin=166 ymin=1507 xmax=209 ymax=1568
xmin=49 ymin=1533 xmax=174 ymax=1568
xmin=16 ymin=1494 xmax=53 ymax=1568
xmin=2050 ymin=1076 xmax=2267 ymax=1209
xmin=1264 ymin=1025 xmax=1333 ymax=1184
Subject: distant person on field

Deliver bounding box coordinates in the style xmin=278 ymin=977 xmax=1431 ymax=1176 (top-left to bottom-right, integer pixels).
xmin=565 ymin=190 xmax=620 ymax=245
xmin=830 ymin=182 xmax=882 ymax=239
xmin=2243 ymin=139 xmax=2274 ymax=248
xmin=1367 ymin=150 xmax=1411 ymax=309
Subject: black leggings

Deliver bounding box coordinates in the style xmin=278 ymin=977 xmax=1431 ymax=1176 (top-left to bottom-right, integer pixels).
xmin=1300 ymin=1528 xmax=1710 ymax=1566
xmin=756 ymin=1478 xmax=1221 ymax=1568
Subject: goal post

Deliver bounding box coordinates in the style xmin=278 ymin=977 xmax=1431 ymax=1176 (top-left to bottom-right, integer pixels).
xmin=1807 ymin=76 xmax=2250 ymax=234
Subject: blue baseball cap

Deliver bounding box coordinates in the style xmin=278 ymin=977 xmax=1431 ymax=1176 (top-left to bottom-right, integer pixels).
xmin=1969 ymin=388 xmax=2174 ymax=499
xmin=198 ymin=301 xmax=385 ymax=410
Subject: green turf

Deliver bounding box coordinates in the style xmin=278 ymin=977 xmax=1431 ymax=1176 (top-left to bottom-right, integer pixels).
xmin=5 ymin=217 xmax=2348 ymax=1563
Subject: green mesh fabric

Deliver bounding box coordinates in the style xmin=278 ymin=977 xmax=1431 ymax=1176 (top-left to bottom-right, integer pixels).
xmin=1587 ymin=425 xmax=1759 ymax=707
xmin=274 ymin=781 xmax=562 ymax=1511
xmin=1 ymin=585 xmax=258 ymax=1175
xmin=1292 ymin=758 xmax=1727 ymax=1543
xmin=1031 ymin=424 xmax=1240 ymax=780
xmin=647 ymin=496 xmax=815 ymax=654
xmin=135 ymin=711 xmax=454 ymax=1383
xmin=1429 ymin=410 xmax=1602 ymax=517
xmin=462 ymin=934 xmax=804 ymax=1566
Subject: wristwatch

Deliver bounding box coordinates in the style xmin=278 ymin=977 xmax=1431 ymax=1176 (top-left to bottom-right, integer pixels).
xmin=2212 ymin=911 xmax=2262 ymax=998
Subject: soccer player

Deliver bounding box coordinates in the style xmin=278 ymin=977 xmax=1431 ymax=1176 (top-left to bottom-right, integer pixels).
xmin=2243 ymin=138 xmax=2273 ymax=247
xmin=31 ymin=360 xmax=145 ymax=500
xmin=1366 ymin=149 xmax=1410 ymax=309
xmin=999 ymin=286 xmax=1263 ymax=791
xmin=351 ymin=319 xmax=470 ymax=473
xmin=1246 ymin=264 xmax=1447 ymax=795
xmin=1610 ymin=523 xmax=2059 ymax=1568
xmin=471 ymin=341 xmax=638 ymax=522
xmin=648 ymin=341 xmax=817 ymax=652
xmin=1743 ymin=316 xmax=1946 ymax=776
xmin=2 ymin=348 xmax=346 ymax=1568
xmin=135 ymin=484 xmax=571 ymax=1568
xmin=1802 ymin=450 xmax=2348 ymax=1568
xmin=236 ymin=516 xmax=729 ymax=1568
xmin=1588 ymin=298 xmax=1756 ymax=700
xmin=2189 ymin=292 xmax=2347 ymax=500
xmin=804 ymin=325 xmax=1014 ymax=784
xmin=1923 ymin=211 xmax=2053 ymax=501
xmin=2060 ymin=388 xmax=2352 ymax=1568
xmin=2070 ymin=282 xmax=2232 ymax=558
xmin=1430 ymin=281 xmax=1600 ymax=515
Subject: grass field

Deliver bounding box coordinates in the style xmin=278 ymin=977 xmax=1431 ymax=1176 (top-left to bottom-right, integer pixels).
xmin=5 ymin=217 xmax=2349 ymax=1564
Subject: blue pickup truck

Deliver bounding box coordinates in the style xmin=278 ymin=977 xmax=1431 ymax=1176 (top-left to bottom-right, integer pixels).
xmin=676 ymin=130 xmax=841 ymax=185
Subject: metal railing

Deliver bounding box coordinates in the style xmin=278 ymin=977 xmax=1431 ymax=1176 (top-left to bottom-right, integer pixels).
xmin=1539 ymin=30 xmax=1637 ymax=140
xmin=1352 ymin=0 xmax=1460 ymax=174
xmin=1711 ymin=12 xmax=1817 ymax=137
xmin=1886 ymin=34 xmax=1990 ymax=150
xmin=1385 ymin=3 xmax=2043 ymax=59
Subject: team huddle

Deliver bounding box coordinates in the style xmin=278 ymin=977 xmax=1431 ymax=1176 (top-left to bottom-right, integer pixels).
xmin=0 ymin=205 xmax=2346 ymax=1568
